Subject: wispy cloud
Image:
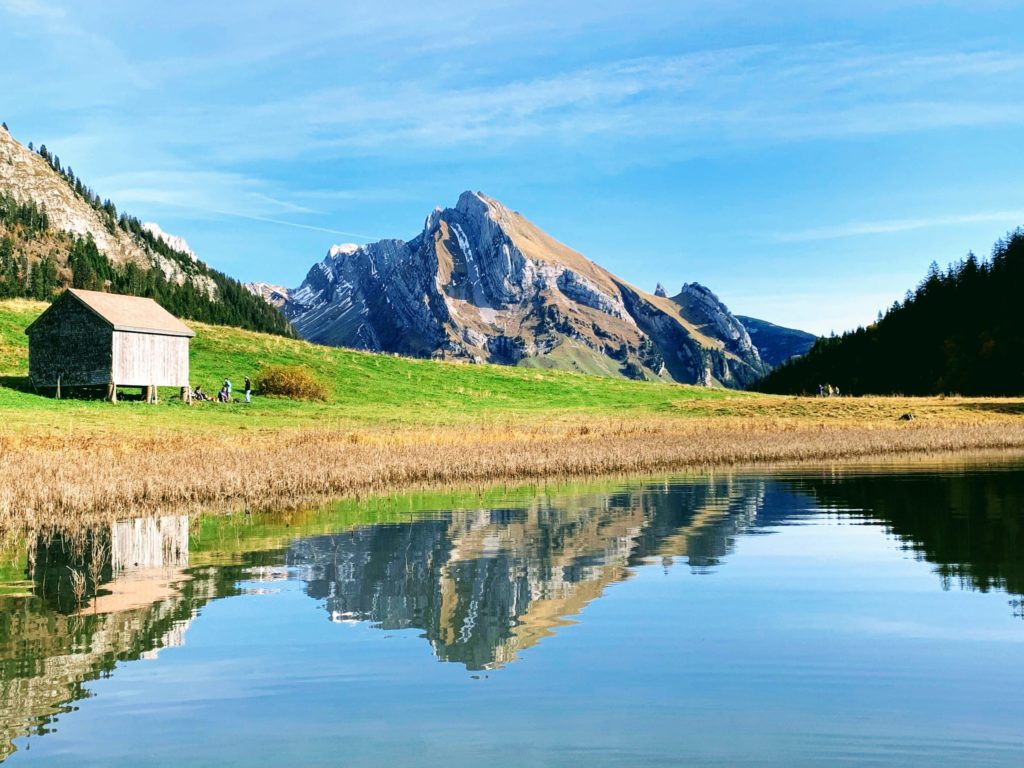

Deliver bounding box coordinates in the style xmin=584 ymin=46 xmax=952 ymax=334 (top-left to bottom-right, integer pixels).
xmin=81 ymin=42 xmax=1024 ymax=168
xmin=96 ymin=169 xmax=380 ymax=240
xmin=774 ymin=210 xmax=1024 ymax=243
xmin=25 ymin=33 xmax=1024 ymax=202
xmin=0 ymin=0 xmax=147 ymax=97
xmin=96 ymin=170 xmax=313 ymax=216
xmin=0 ymin=0 xmax=64 ymax=18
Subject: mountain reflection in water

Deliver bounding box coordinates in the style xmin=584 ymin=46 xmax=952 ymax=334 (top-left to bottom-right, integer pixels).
xmin=2 ymin=463 xmax=1024 ymax=761
xmin=287 ymin=480 xmax=787 ymax=670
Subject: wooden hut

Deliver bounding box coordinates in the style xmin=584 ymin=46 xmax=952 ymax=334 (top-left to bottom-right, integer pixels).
xmin=25 ymin=288 xmax=195 ymax=401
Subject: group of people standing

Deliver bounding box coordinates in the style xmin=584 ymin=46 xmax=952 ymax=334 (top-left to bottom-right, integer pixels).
xmin=818 ymin=383 xmax=841 ymax=397
xmin=193 ymin=376 xmax=252 ymax=404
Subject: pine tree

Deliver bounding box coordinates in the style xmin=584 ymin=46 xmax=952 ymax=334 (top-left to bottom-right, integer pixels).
xmin=757 ymin=229 xmax=1024 ymax=396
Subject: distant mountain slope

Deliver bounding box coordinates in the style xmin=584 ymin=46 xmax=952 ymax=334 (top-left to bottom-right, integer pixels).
xmin=736 ymin=316 xmax=817 ymax=367
xmin=0 ymin=124 xmax=292 ymax=336
xmin=756 ymin=229 xmax=1024 ymax=395
xmin=260 ymin=191 xmax=766 ymax=387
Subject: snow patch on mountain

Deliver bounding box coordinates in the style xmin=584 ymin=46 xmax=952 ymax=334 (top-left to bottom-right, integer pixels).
xmin=143 ymin=222 xmax=197 ymax=261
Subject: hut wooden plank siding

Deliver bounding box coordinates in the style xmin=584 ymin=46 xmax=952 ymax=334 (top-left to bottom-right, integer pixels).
xmin=26 ymin=289 xmax=195 ymax=397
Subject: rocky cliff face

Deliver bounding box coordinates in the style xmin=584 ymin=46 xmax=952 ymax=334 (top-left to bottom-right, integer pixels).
xmin=142 ymin=221 xmax=197 ymax=262
xmin=268 ymin=191 xmax=767 ymax=387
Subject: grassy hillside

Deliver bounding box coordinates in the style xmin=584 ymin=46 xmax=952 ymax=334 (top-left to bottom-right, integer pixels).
xmin=1 ymin=126 xmax=292 ymax=337
xmin=0 ymin=298 xmax=729 ymax=432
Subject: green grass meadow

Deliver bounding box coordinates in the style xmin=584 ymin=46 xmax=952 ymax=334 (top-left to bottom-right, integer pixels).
xmin=0 ymin=299 xmax=730 ymax=432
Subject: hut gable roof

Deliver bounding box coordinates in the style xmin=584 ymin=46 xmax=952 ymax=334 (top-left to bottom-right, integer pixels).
xmin=28 ymin=289 xmax=196 ymax=337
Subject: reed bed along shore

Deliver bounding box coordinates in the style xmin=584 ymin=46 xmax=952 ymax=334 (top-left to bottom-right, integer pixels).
xmin=3 ymin=398 xmax=1024 ymax=531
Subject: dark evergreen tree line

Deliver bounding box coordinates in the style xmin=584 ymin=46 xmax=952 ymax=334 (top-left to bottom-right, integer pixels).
xmin=755 ymin=229 xmax=1024 ymax=396
xmin=1 ymin=232 xmax=293 ymax=333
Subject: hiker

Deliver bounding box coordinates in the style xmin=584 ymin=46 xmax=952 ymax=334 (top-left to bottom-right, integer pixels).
xmin=194 ymin=385 xmax=208 ymax=401
xmin=244 ymin=376 xmax=252 ymax=404
xmin=826 ymin=384 xmax=834 ymax=397
xmin=818 ymin=384 xmax=825 ymax=397
xmin=224 ymin=378 xmax=232 ymax=399
xmin=218 ymin=386 xmax=229 ymax=403
xmin=834 ymin=386 xmax=841 ymax=397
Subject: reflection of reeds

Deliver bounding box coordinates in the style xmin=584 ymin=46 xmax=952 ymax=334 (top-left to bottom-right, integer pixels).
xmin=3 ymin=409 xmax=1024 ymax=529
xmin=87 ymin=536 xmax=109 ymax=604
xmin=66 ymin=566 xmax=86 ymax=608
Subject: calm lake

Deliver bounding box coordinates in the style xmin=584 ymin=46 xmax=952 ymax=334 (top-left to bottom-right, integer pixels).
xmin=2 ymin=458 xmax=1024 ymax=766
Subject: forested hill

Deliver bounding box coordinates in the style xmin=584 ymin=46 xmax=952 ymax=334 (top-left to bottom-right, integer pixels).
xmin=0 ymin=124 xmax=292 ymax=336
xmin=756 ymin=229 xmax=1024 ymax=396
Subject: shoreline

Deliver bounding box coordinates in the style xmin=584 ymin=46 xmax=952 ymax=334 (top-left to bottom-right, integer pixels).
xmin=4 ymin=412 xmax=1024 ymax=531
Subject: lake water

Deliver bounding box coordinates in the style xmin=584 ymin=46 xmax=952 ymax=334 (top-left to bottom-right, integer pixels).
xmin=2 ymin=458 xmax=1024 ymax=766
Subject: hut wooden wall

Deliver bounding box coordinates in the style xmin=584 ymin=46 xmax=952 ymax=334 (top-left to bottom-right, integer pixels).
xmin=111 ymin=515 xmax=189 ymax=571
xmin=27 ymin=298 xmax=113 ymax=386
xmin=111 ymin=331 xmax=190 ymax=387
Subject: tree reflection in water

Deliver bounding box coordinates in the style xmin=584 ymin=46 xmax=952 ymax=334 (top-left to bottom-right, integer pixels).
xmin=2 ymin=464 xmax=1023 ymax=759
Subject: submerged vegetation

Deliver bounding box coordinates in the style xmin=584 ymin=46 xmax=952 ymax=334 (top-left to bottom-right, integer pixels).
xmin=4 ymin=459 xmax=1024 ymax=762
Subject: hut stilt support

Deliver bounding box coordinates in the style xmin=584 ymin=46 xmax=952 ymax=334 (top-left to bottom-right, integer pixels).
xmin=55 ymin=375 xmax=61 ymax=400
xmin=108 ymin=382 xmax=118 ymax=403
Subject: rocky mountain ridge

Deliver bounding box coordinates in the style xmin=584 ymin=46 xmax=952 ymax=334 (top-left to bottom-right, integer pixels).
xmin=260 ymin=191 xmax=769 ymax=387
xmin=0 ymin=126 xmax=213 ymax=295
xmin=0 ymin=124 xmax=292 ymax=336
xmin=142 ymin=221 xmax=197 ymax=262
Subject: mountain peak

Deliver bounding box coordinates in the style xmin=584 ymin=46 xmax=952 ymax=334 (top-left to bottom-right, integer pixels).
xmin=424 ymin=206 xmax=444 ymax=234
xmin=327 ymin=243 xmax=362 ymax=260
xmin=0 ymin=126 xmax=207 ymax=290
xmin=679 ymin=282 xmax=717 ymax=301
xmin=268 ymin=191 xmax=766 ymax=388
xmin=455 ymin=190 xmax=493 ymax=217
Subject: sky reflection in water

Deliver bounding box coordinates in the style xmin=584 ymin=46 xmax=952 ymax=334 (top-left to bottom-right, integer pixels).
xmin=2 ymin=463 xmax=1023 ymax=766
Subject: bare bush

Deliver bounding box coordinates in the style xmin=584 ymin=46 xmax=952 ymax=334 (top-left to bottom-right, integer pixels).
xmin=254 ymin=364 xmax=328 ymax=401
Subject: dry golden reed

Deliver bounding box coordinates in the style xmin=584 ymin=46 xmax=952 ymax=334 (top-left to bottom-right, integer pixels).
xmin=3 ymin=403 xmax=1024 ymax=531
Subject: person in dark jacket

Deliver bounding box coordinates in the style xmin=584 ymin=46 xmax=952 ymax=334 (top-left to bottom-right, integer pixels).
xmin=244 ymin=376 xmax=252 ymax=404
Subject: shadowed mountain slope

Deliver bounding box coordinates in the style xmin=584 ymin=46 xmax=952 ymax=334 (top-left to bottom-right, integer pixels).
xmin=736 ymin=315 xmax=817 ymax=368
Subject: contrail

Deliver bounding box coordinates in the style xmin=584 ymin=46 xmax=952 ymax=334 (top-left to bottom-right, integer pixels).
xmin=774 ymin=210 xmax=1024 ymax=243
xmin=146 ymin=198 xmax=381 ymax=241
xmin=206 ymin=207 xmax=379 ymax=241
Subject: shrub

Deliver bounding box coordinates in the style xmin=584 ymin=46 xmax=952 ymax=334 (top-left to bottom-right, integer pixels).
xmin=255 ymin=364 xmax=328 ymax=401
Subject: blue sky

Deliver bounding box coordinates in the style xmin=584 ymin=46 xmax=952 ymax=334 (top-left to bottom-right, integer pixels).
xmin=2 ymin=0 xmax=1023 ymax=334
